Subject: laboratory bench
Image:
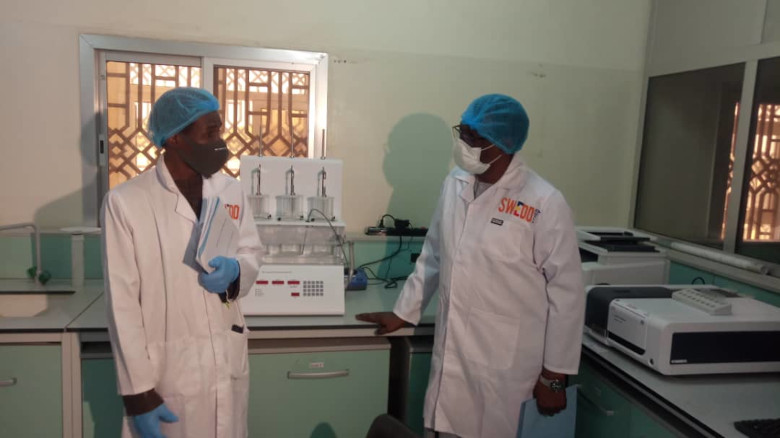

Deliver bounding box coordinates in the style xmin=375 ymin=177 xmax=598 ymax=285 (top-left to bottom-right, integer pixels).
xmin=67 ymin=282 xmax=436 ymax=339
xmin=575 ymin=334 xmax=780 ymax=438
xmin=0 ymin=280 xmax=103 ymax=438
xmin=3 ymin=279 xmax=779 ymax=438
xmin=0 ymin=279 xmax=103 ymax=332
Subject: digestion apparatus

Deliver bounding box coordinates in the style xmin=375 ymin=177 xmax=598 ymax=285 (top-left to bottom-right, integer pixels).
xmin=239 ymin=156 xmax=347 ymax=315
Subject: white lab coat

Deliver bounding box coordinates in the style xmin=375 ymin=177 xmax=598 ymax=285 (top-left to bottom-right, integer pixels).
xmin=101 ymin=160 xmax=262 ymax=438
xmin=394 ymin=154 xmax=585 ymax=438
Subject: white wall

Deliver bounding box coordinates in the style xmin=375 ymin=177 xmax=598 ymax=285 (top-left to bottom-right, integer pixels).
xmin=1 ymin=0 xmax=651 ymax=232
xmin=647 ymin=0 xmax=767 ymax=75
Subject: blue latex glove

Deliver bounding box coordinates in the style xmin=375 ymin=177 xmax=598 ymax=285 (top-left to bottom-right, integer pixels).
xmin=131 ymin=403 xmax=178 ymax=438
xmin=198 ymin=256 xmax=240 ymax=293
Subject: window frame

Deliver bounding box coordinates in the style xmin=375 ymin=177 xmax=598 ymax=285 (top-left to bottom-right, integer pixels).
xmin=79 ymin=34 xmax=328 ymax=225
xmin=630 ymin=38 xmax=780 ymax=277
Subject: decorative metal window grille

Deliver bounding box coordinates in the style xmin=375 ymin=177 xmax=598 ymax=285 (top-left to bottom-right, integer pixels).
xmin=743 ymin=104 xmax=780 ymax=241
xmin=106 ymin=61 xmax=201 ymax=189
xmin=106 ymin=62 xmax=311 ymax=186
xmin=722 ymin=103 xmax=780 ymax=242
xmin=214 ymin=66 xmax=310 ymax=178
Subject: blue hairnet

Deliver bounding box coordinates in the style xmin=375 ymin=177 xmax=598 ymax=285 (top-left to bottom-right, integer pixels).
xmin=461 ymin=94 xmax=529 ymax=154
xmin=147 ymin=87 xmax=220 ymax=147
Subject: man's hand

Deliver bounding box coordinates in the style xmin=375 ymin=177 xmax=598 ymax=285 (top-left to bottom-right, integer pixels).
xmin=131 ymin=403 xmax=179 ymax=438
xmin=198 ymin=256 xmax=239 ymax=293
xmin=355 ymin=312 xmax=407 ymax=335
xmin=533 ymin=370 xmax=567 ymax=416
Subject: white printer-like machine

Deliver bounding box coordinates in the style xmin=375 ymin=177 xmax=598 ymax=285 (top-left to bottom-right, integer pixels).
xmin=585 ymin=285 xmax=780 ymax=375
xmin=578 ymin=227 xmax=669 ymax=286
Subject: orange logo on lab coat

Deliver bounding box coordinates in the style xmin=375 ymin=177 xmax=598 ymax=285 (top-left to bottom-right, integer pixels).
xmin=498 ymin=197 xmax=541 ymax=223
xmin=224 ymin=203 xmax=240 ymax=220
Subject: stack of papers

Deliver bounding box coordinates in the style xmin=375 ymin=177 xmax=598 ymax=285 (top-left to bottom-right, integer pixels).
xmin=196 ymin=197 xmax=240 ymax=272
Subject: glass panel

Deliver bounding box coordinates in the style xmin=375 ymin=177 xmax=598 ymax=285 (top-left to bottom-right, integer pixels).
xmin=736 ymin=57 xmax=780 ymax=264
xmin=214 ymin=66 xmax=310 ymax=178
xmin=106 ymin=61 xmax=201 ymax=189
xmin=635 ymin=64 xmax=745 ymax=248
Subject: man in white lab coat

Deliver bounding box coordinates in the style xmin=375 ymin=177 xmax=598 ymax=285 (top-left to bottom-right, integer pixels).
xmin=357 ymin=94 xmax=585 ymax=438
xmin=101 ymin=88 xmax=262 ymax=438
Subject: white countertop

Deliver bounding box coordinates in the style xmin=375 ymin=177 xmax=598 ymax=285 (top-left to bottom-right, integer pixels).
xmin=0 ymin=279 xmax=103 ymax=332
xmin=68 ymin=282 xmax=437 ymax=337
xmin=582 ymin=334 xmax=780 ymax=438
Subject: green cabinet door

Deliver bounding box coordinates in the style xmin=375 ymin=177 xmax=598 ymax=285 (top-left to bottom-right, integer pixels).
xmin=405 ymin=351 xmax=432 ymax=435
xmin=0 ymin=345 xmax=62 ymax=437
xmin=574 ymin=361 xmax=631 ymax=438
xmin=248 ymin=344 xmax=390 ymax=438
xmin=629 ymin=405 xmax=677 ymax=438
xmin=575 ymin=360 xmax=680 ymax=438
xmin=82 ymin=358 xmax=124 ymax=438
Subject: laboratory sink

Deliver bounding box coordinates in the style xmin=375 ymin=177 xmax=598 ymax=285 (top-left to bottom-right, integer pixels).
xmin=0 ymin=279 xmax=74 ymax=318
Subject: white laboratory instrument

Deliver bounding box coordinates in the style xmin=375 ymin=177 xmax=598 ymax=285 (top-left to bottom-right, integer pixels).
xmin=239 ymin=156 xmax=347 ymax=315
xmin=578 ymin=226 xmax=669 ymax=286
xmin=585 ymin=284 xmax=780 ymax=375
xmin=247 ymin=164 xmax=272 ymax=220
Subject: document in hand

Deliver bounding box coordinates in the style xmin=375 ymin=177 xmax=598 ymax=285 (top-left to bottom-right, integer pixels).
xmin=517 ymin=385 xmax=578 ymax=437
xmin=196 ymin=197 xmax=240 ymax=272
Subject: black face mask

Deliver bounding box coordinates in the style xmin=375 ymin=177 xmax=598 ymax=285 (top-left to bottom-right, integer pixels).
xmin=176 ymin=135 xmax=229 ymax=177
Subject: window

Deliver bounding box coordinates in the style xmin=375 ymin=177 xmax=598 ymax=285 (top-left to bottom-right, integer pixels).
xmin=212 ymin=63 xmax=313 ymax=177
xmin=635 ymin=64 xmax=745 ymax=249
xmin=736 ymin=57 xmax=780 ymax=264
xmin=635 ymin=57 xmax=780 ymax=268
xmin=104 ymin=57 xmax=202 ymax=188
xmin=80 ymin=35 xmax=328 ymax=222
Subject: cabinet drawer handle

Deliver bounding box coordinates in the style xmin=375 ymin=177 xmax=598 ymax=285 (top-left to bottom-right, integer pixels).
xmin=0 ymin=378 xmax=18 ymax=388
xmin=578 ymin=391 xmax=615 ymax=417
xmin=287 ymin=370 xmax=349 ymax=380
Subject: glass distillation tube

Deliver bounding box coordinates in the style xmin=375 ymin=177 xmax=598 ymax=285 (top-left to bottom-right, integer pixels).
xmin=249 ymin=165 xmax=272 ymax=220
xmin=308 ymin=166 xmax=335 ymax=221
xmin=276 ymin=165 xmax=305 ymax=220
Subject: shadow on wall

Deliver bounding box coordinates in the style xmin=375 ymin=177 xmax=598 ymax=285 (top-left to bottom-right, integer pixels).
xmin=382 ymin=113 xmax=452 ymax=229
xmin=310 ymin=422 xmax=338 ymax=438
xmin=372 ymin=114 xmax=451 ymax=280
xmin=34 ymin=113 xmax=100 ymax=230
xmin=32 ymin=114 xmax=104 ymax=279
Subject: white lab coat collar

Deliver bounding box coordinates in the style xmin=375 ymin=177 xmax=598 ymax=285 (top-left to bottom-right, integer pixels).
xmin=154 ymin=158 xmax=232 ymax=223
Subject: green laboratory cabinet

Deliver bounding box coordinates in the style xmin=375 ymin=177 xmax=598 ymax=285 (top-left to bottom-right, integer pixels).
xmin=0 ymin=344 xmax=63 ymax=437
xmin=388 ymin=336 xmax=434 ymax=435
xmin=247 ymin=337 xmax=391 ymax=438
xmin=81 ymin=337 xmax=391 ymax=438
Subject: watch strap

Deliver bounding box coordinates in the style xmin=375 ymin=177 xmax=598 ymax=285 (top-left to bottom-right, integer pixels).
xmin=538 ymin=375 xmax=565 ymax=392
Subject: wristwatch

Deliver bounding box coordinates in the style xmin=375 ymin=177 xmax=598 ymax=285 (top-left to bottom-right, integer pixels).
xmin=538 ymin=375 xmax=566 ymax=392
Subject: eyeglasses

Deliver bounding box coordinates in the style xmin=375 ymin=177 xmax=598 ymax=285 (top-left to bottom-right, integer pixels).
xmin=452 ymin=124 xmax=489 ymax=149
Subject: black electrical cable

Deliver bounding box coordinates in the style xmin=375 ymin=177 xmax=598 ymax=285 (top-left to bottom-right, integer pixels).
xmin=378 ymin=214 xmax=396 ymax=228
xmin=362 ymin=266 xmax=391 ymax=285
xmin=357 ymin=234 xmax=404 ymax=270
xmin=383 ymin=235 xmax=402 ymax=279
xmin=362 ymin=254 xmax=404 ymax=289
xmin=357 ymin=213 xmax=421 ymax=289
